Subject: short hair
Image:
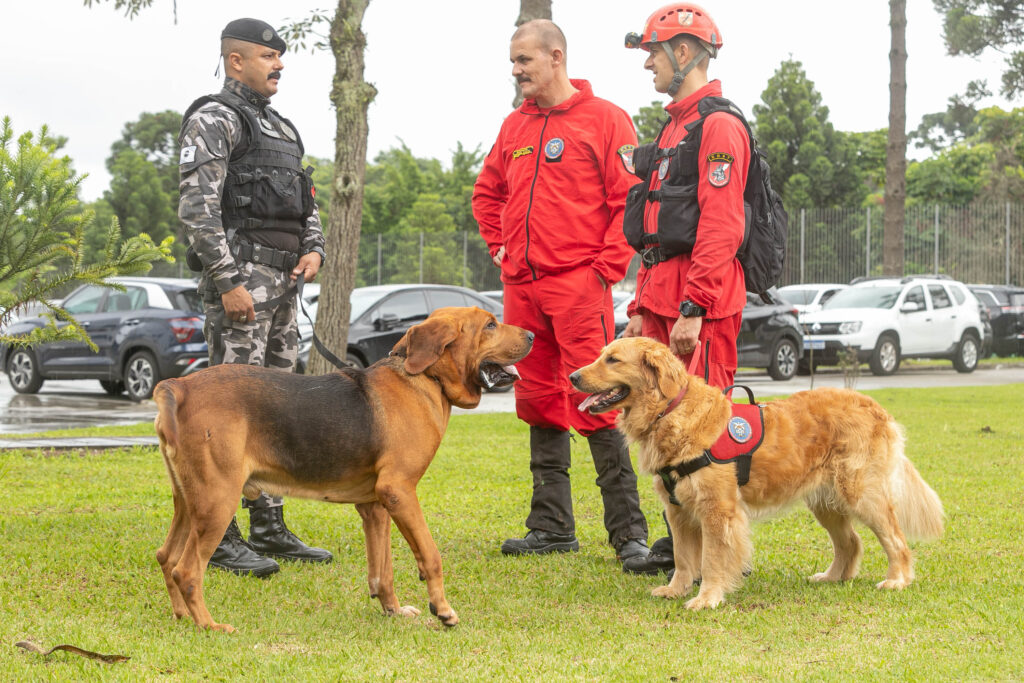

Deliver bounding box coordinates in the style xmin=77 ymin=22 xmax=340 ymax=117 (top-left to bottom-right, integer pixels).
xmin=512 ymin=19 xmax=567 ymax=54
xmin=221 ymin=37 xmax=256 ymax=62
xmin=668 ymin=33 xmax=712 ymax=65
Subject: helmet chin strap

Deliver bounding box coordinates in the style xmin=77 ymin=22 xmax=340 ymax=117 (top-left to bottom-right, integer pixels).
xmin=662 ymin=42 xmax=709 ymax=97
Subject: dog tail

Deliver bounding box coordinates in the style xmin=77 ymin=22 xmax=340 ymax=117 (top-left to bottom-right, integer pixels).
xmin=888 ymin=423 xmax=944 ymax=541
xmin=153 ymin=379 xmax=182 ymax=455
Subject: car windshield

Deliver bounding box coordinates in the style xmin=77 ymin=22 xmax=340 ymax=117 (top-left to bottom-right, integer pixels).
xmin=778 ymin=288 xmax=818 ymax=305
xmin=349 ymin=289 xmax=383 ymax=322
xmin=823 ymin=286 xmax=902 ymax=310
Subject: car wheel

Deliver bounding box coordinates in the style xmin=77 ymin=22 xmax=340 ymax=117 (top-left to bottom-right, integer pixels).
xmin=869 ymin=334 xmax=901 ymax=376
xmin=125 ymin=350 xmax=161 ymax=401
xmin=344 ymin=352 xmax=366 ymax=370
xmin=767 ymin=337 xmax=799 ymax=381
xmin=6 ymin=348 xmax=44 ymax=394
xmin=953 ymin=332 xmax=979 ymax=373
xmin=99 ymin=380 xmax=125 ymax=396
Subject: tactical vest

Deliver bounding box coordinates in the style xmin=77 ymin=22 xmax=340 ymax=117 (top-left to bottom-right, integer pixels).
xmin=623 ymin=97 xmax=751 ymax=268
xmin=183 ymin=88 xmax=315 ymax=242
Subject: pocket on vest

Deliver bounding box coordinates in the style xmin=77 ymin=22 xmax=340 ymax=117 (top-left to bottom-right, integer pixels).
xmin=656 ymin=182 xmax=700 ymax=256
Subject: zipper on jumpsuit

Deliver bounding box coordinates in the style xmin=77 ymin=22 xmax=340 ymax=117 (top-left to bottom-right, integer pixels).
xmin=523 ymin=113 xmax=550 ymax=281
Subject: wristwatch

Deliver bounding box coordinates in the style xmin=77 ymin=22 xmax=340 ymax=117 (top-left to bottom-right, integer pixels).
xmin=304 ymin=246 xmax=326 ymax=267
xmin=679 ymin=300 xmax=707 ymax=318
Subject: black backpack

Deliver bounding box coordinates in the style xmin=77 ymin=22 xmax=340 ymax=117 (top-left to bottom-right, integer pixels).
xmin=625 ymin=96 xmax=788 ymax=303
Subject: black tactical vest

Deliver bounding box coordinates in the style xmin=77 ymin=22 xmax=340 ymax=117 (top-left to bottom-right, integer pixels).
xmin=183 ymin=88 xmax=315 ymax=250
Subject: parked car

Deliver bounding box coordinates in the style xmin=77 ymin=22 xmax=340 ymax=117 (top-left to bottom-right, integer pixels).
xmin=968 ymin=284 xmax=1024 ymax=357
xmin=1 ymin=277 xmax=207 ymax=400
xmin=800 ymin=276 xmax=984 ymax=376
xmin=296 ymin=284 xmax=504 ymax=374
xmin=737 ymin=288 xmax=804 ymax=381
xmin=479 ymin=289 xmax=504 ymax=305
xmin=776 ymin=283 xmax=849 ymax=319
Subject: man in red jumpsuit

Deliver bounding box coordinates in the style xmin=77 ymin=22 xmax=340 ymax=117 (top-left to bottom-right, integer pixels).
xmin=473 ymin=19 xmax=650 ymax=565
xmin=619 ymin=3 xmax=750 ymax=575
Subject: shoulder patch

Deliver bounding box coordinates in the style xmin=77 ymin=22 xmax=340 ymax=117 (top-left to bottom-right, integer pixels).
xmin=707 ymin=152 xmax=733 ymax=188
xmin=179 ymin=145 xmax=197 ymax=165
xmin=618 ymin=144 xmax=636 ymax=175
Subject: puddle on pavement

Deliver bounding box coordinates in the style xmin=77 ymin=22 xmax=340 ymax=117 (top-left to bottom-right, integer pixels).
xmin=0 ymin=392 xmax=156 ymax=434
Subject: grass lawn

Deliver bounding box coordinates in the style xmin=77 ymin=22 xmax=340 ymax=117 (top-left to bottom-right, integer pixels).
xmin=1 ymin=384 xmax=1022 ymax=680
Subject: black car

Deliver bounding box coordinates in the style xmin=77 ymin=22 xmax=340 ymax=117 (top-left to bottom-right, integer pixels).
xmin=296 ymin=284 xmax=504 ymax=372
xmin=968 ymin=284 xmax=1024 ymax=357
xmin=737 ymin=289 xmax=804 ymax=380
xmin=2 ymin=277 xmax=207 ymax=401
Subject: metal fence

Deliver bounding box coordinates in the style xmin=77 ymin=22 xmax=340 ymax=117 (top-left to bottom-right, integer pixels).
xmin=356 ymin=202 xmax=1024 ymax=293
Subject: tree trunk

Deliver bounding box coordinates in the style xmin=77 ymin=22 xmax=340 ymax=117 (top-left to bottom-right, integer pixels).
xmin=883 ymin=0 xmax=907 ymax=276
xmin=308 ymin=0 xmax=377 ymax=375
xmin=512 ymin=0 xmax=553 ymax=108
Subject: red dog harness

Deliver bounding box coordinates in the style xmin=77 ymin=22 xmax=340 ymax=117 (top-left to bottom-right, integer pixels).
xmin=657 ymin=385 xmax=764 ymax=500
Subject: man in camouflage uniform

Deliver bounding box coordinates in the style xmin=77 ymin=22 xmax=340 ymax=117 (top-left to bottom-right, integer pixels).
xmin=177 ymin=17 xmax=332 ymax=578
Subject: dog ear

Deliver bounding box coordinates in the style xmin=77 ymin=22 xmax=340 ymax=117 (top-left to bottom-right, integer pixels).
xmin=642 ymin=344 xmax=683 ymax=399
xmin=393 ymin=315 xmax=461 ymax=375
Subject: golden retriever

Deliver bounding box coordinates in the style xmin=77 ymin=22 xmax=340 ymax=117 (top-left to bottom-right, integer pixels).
xmin=570 ymin=337 xmax=943 ymax=610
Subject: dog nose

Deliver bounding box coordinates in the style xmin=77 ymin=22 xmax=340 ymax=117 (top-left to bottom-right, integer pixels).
xmin=526 ymin=331 xmax=535 ymax=342
xmin=568 ymin=370 xmax=580 ymax=386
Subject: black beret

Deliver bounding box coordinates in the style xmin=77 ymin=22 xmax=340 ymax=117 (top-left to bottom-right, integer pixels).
xmin=221 ymin=18 xmax=287 ymax=55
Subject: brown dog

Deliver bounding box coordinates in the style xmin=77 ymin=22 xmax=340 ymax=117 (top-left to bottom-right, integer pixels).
xmin=570 ymin=337 xmax=943 ymax=610
xmin=153 ymin=306 xmax=532 ymax=631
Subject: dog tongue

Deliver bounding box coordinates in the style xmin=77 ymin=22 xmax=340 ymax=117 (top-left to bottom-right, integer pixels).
xmin=504 ymin=364 xmax=521 ymax=378
xmin=577 ymin=393 xmax=600 ymax=411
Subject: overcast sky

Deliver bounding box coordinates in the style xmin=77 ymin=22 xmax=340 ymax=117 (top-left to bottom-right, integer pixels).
xmin=6 ymin=0 xmax=1016 ymax=201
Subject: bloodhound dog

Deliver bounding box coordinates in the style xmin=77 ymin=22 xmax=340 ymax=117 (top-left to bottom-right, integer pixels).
xmin=153 ymin=306 xmax=532 ymax=631
xmin=570 ymin=337 xmax=943 ymax=611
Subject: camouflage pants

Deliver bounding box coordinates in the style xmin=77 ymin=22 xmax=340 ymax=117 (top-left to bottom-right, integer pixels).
xmin=201 ymin=260 xmax=298 ymax=509
xmin=201 ymin=260 xmax=298 ymax=370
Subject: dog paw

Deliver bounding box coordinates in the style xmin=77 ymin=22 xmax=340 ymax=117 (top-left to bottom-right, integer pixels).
xmin=429 ymin=602 xmax=459 ymax=627
xmin=651 ymin=585 xmax=684 ymax=600
xmin=876 ymin=578 xmax=910 ymax=590
xmin=684 ymin=592 xmax=724 ymax=611
xmin=810 ymin=571 xmax=842 ymax=583
xmin=208 ymin=622 xmax=236 ymax=633
xmin=398 ymin=605 xmax=421 ymax=617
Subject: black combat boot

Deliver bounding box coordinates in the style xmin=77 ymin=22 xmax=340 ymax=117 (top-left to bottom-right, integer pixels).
xmin=502 ymin=426 xmax=579 ymax=555
xmin=586 ymin=427 xmax=650 ymax=561
xmin=247 ymin=506 xmax=334 ymax=563
xmin=622 ymin=513 xmax=675 ymax=575
xmin=208 ymin=518 xmax=280 ymax=578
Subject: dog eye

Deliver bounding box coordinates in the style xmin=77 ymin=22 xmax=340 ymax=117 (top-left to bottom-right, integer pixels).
xmin=606 ymin=356 xmax=619 ymax=364
xmin=485 ymin=321 xmax=497 ymax=329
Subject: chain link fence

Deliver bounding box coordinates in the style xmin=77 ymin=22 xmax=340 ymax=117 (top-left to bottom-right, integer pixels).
xmin=356 ymin=201 xmax=1024 ymax=293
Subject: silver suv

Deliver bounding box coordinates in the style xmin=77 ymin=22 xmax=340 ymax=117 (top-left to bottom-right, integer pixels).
xmin=800 ymin=276 xmax=984 ymax=375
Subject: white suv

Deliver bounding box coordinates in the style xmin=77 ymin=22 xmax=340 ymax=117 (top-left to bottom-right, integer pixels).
xmin=800 ymin=276 xmax=984 ymax=375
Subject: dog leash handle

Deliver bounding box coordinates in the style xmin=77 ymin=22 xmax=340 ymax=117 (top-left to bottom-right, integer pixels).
xmin=294 ymin=278 xmax=349 ymax=371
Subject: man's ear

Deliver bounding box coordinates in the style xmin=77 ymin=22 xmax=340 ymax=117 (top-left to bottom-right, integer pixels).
xmin=392 ymin=316 xmax=460 ymax=375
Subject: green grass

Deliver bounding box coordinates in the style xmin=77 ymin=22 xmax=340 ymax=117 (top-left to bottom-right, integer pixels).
xmin=1 ymin=385 xmax=1023 ymax=680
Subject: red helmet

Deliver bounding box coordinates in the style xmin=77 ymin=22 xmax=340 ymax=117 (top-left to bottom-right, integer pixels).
xmin=625 ymin=3 xmax=722 ymax=56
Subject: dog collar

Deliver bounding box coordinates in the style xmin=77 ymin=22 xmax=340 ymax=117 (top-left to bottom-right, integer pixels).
xmin=657 ymin=386 xmax=688 ymax=420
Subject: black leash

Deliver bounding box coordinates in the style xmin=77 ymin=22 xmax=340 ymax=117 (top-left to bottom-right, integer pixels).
xmin=209 ymin=277 xmax=348 ymax=370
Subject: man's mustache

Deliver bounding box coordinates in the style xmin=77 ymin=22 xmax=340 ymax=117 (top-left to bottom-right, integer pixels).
xmin=268 ymin=71 xmax=282 ymax=81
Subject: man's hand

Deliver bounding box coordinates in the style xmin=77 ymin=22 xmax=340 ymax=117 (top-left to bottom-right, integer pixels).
xmin=222 ymin=285 xmax=256 ymax=324
xmin=622 ymin=314 xmax=643 ymax=338
xmin=669 ymin=315 xmax=702 ymax=358
xmin=492 ymin=245 xmax=505 ymax=267
xmin=291 ymin=252 xmax=321 ymax=283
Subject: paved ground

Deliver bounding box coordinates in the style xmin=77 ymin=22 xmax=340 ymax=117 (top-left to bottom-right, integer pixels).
xmin=2 ymin=362 xmax=1022 ymax=449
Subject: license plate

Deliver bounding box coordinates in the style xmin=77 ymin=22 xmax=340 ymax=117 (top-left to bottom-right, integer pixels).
xmin=803 ymin=339 xmax=825 ymax=350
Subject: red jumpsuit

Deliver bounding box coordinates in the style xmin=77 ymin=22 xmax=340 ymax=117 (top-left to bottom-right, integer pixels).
xmin=473 ymin=79 xmax=637 ymax=435
xmin=627 ymin=80 xmax=749 ymax=390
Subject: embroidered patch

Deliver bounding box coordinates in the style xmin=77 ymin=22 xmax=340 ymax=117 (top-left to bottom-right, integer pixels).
xmin=544 ymin=137 xmax=564 ymax=162
xmin=658 ymin=157 xmax=670 ymax=180
xmin=618 ymin=144 xmax=636 ymax=174
xmin=179 ymin=145 xmax=197 ymax=165
xmin=727 ymin=416 xmax=752 ymax=444
xmin=512 ymin=146 xmax=535 ymax=160
xmin=707 ymin=152 xmax=733 ymax=188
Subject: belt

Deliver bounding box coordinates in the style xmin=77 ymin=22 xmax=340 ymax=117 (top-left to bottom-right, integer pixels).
xmin=641 ymin=245 xmax=669 ymax=268
xmin=234 ymin=241 xmax=298 ymax=272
